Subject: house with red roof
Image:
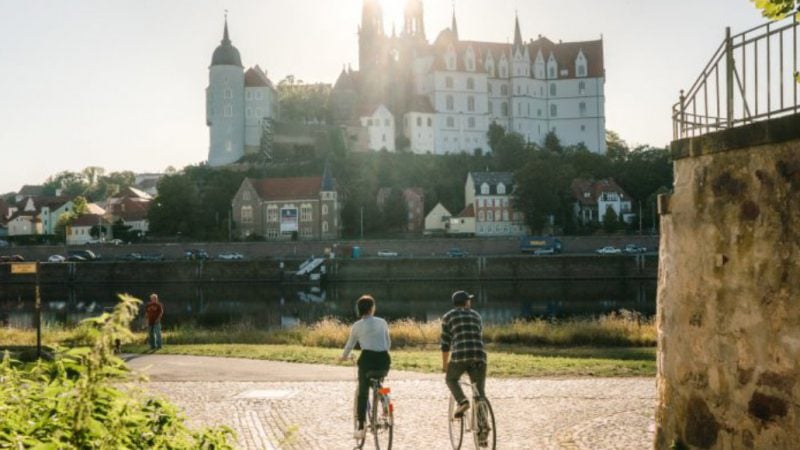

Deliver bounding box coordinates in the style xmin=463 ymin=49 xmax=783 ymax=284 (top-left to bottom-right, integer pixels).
xmin=571 ymin=178 xmax=634 ymax=225
xmin=105 ymin=187 xmax=153 ymax=238
xmin=66 ymin=214 xmax=112 ymax=246
xmin=231 ymin=163 xmax=340 ymax=240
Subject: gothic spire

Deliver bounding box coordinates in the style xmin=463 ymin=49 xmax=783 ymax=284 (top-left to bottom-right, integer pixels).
xmin=451 ymin=5 xmax=459 ymax=40
xmin=222 ymin=13 xmax=231 ymax=45
xmin=321 ymin=159 xmax=335 ymax=191
xmin=513 ymin=12 xmax=523 ymax=49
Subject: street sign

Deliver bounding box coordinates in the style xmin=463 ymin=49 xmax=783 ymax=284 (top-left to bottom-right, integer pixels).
xmin=11 ymin=262 xmax=37 ymax=274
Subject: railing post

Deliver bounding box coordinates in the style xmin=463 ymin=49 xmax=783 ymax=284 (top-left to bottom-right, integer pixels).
xmin=679 ymin=90 xmax=686 ymax=138
xmin=725 ymin=26 xmax=734 ymax=128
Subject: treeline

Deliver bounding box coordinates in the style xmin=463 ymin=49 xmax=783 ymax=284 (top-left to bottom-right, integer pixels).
xmin=143 ymin=126 xmax=671 ymax=240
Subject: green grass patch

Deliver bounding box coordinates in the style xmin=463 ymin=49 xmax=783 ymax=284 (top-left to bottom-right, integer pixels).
xmin=124 ymin=343 xmax=656 ymax=378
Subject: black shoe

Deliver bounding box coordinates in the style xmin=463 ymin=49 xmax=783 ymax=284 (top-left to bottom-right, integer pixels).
xmin=454 ymin=401 xmax=469 ymax=418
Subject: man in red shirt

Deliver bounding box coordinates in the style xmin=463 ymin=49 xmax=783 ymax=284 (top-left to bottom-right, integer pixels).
xmin=145 ymin=293 xmax=164 ymax=350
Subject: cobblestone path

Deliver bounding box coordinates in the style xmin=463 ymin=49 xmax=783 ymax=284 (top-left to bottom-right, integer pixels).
xmin=146 ymin=377 xmax=655 ymax=449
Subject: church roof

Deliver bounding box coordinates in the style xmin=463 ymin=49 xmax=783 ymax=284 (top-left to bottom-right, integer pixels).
xmin=211 ymin=19 xmax=243 ymax=67
xmin=529 ymin=37 xmax=605 ymax=78
xmin=249 ymin=177 xmax=326 ymax=201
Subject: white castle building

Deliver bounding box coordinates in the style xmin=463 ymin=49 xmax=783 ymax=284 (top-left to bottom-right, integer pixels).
xmin=206 ymin=19 xmax=278 ymax=167
xmin=333 ymin=1 xmax=607 ymax=154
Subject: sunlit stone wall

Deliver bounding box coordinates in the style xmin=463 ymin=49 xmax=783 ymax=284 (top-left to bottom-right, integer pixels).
xmin=656 ymin=115 xmax=800 ymax=449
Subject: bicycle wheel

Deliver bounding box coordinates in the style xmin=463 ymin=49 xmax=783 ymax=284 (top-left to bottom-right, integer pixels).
xmin=448 ymin=395 xmax=465 ymax=450
xmin=372 ymin=387 xmax=393 ymax=449
xmin=472 ymin=398 xmax=496 ymax=449
xmin=353 ymin=387 xmax=366 ymax=449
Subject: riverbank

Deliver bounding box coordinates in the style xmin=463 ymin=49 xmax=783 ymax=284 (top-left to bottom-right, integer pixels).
xmin=0 ymin=254 xmax=657 ymax=285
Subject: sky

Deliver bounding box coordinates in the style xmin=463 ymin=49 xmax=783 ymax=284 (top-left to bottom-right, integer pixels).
xmin=0 ymin=0 xmax=772 ymax=194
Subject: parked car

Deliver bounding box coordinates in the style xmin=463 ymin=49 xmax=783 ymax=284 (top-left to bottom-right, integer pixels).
xmin=217 ymin=252 xmax=244 ymax=261
xmin=141 ymin=253 xmax=164 ymax=262
xmin=446 ymin=247 xmax=468 ymax=257
xmin=623 ymin=244 xmax=647 ymax=254
xmin=185 ymin=249 xmax=210 ymax=260
xmin=596 ymin=246 xmax=622 ymax=255
xmin=533 ymin=247 xmax=555 ymax=255
xmin=87 ymin=238 xmax=105 ymax=245
xmin=67 ymin=249 xmax=99 ymax=261
xmin=109 ymin=239 xmax=125 ymax=246
xmin=377 ymin=250 xmax=399 ymax=257
xmin=117 ymin=253 xmax=143 ymax=261
xmin=48 ymin=255 xmax=66 ymax=263
xmin=0 ymin=254 xmax=25 ymax=262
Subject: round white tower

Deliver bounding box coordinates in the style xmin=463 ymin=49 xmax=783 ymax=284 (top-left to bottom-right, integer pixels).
xmin=207 ymin=18 xmax=245 ymax=167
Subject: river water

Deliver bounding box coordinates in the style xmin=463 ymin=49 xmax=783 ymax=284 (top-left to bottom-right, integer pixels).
xmin=0 ymin=280 xmax=655 ymax=329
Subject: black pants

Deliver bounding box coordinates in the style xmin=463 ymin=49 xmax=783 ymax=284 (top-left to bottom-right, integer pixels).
xmin=357 ymin=350 xmax=391 ymax=426
xmin=446 ymin=361 xmax=487 ymax=404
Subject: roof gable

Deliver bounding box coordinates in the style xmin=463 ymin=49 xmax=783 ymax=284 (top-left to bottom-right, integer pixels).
xmin=249 ymin=177 xmax=325 ymax=201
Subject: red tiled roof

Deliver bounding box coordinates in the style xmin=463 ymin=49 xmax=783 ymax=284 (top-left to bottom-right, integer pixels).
xmin=456 ymin=204 xmax=475 ymax=218
xmin=71 ymin=214 xmax=110 ymax=227
xmin=245 ymin=65 xmax=273 ymax=88
xmin=250 ymin=177 xmax=324 ymax=201
xmin=571 ymin=178 xmax=630 ymax=206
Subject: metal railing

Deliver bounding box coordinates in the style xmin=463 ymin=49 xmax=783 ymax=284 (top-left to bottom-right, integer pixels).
xmin=673 ymin=15 xmax=800 ymax=139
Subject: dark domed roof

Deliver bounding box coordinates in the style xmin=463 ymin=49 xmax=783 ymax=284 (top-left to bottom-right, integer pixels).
xmin=211 ymin=20 xmax=243 ymax=67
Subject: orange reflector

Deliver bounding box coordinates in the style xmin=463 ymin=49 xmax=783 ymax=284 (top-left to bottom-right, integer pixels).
xmin=378 ymin=387 xmax=391 ymax=395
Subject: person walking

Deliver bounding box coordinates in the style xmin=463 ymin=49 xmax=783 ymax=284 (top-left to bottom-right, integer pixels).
xmin=441 ymin=290 xmax=487 ymax=420
xmin=340 ymin=295 xmax=392 ymax=440
xmin=145 ymin=293 xmax=164 ymax=350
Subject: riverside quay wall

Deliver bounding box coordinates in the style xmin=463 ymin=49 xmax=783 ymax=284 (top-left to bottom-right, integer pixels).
xmin=656 ymin=114 xmax=800 ymax=449
xmin=0 ymin=254 xmax=657 ymax=285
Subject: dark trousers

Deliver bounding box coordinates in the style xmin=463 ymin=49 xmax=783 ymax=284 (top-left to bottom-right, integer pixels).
xmin=446 ymin=360 xmax=487 ymax=404
xmin=357 ymin=350 xmax=391 ymax=427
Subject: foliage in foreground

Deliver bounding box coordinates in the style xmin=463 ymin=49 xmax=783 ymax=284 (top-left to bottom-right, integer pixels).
xmin=0 ymin=294 xmax=234 ymax=449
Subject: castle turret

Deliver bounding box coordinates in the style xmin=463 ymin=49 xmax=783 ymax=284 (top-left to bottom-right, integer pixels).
xmin=360 ymin=0 xmax=386 ymax=72
xmin=207 ymin=17 xmax=246 ymax=167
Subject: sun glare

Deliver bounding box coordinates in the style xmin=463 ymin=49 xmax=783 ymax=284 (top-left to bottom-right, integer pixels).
xmin=381 ymin=0 xmax=405 ymax=32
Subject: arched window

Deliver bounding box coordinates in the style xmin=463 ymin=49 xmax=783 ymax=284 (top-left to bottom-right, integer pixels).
xmin=468 ymin=117 xmax=476 ymax=128
xmin=550 ymin=83 xmax=557 ymax=96
xmin=501 ymin=102 xmax=509 ymax=117
xmin=500 ymin=84 xmax=508 ymax=96
xmin=467 ymin=78 xmax=475 ymax=90
xmin=481 ymin=183 xmax=490 ymax=194
xmin=447 ymin=117 xmax=455 ymax=128
xmin=322 ymin=221 xmax=329 ymax=233
xmin=467 ymin=96 xmax=475 ymax=112
xmin=446 ymin=76 xmax=454 ymax=89
xmin=579 ymin=81 xmax=586 ymax=95
xmin=497 ymin=183 xmax=506 ymax=195
xmin=322 ymin=204 xmax=329 ymax=215
xmin=446 ymin=95 xmax=454 ymax=111
xmin=550 ymin=104 xmax=558 ymax=117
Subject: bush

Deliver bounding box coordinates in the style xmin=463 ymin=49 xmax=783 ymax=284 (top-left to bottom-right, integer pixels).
xmin=0 ymin=294 xmax=235 ymax=449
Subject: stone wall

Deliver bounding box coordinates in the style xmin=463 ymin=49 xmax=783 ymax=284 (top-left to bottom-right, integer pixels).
xmin=656 ymin=114 xmax=800 ymax=449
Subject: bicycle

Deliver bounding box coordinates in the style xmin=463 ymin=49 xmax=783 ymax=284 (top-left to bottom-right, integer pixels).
xmin=448 ymin=381 xmax=496 ymax=449
xmin=353 ymin=369 xmax=394 ymax=450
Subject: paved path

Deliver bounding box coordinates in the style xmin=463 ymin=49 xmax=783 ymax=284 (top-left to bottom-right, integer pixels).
xmin=126 ymin=355 xmax=656 ymax=450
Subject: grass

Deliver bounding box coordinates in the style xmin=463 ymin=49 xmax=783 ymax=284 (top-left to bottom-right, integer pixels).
xmin=3 ymin=311 xmax=657 ymax=377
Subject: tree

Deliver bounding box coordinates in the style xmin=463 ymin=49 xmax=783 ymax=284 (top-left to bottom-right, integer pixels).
xmin=487 ymin=122 xmax=506 ymax=152
xmin=112 ymin=219 xmax=133 ymax=243
xmin=606 ymin=130 xmax=629 ymax=162
xmin=493 ymin=132 xmax=528 ymax=171
xmin=379 ymin=189 xmax=409 ymax=232
xmin=72 ymin=196 xmax=89 ymax=215
xmin=602 ymin=205 xmax=621 ymax=233
xmin=752 ymin=0 xmax=798 ymax=19
xmin=514 ymin=156 xmax=576 ymax=233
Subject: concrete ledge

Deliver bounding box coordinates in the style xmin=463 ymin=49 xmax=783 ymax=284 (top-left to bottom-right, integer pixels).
xmin=671 ymin=113 xmax=800 ymax=160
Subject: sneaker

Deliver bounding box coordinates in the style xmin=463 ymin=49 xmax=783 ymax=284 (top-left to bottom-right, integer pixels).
xmin=454 ymin=401 xmax=469 ymax=418
xmin=353 ymin=427 xmax=366 ymax=440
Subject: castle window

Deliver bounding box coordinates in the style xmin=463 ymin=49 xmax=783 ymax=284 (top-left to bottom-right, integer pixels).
xmin=581 ymin=124 xmax=586 ymax=132
xmin=446 ymin=76 xmax=454 ymax=89
xmin=322 ymin=204 xmax=328 ymax=216
xmin=246 ymin=91 xmax=252 ymax=100
xmin=517 ymin=102 xmax=522 ymax=116
xmin=550 ymin=104 xmax=558 ymax=117
xmin=468 ymin=117 xmax=476 ymax=128
xmin=579 ymin=81 xmax=586 ymax=95
xmin=224 ymin=105 xmax=233 ymax=117
xmin=447 ymin=117 xmax=455 ymax=128
xmin=537 ymin=109 xmax=542 ymax=117
xmin=446 ymin=95 xmax=454 ymax=111
xmin=427 ymin=117 xmax=432 ymax=127
xmin=224 ymin=88 xmax=232 ymax=99
xmin=501 ymin=84 xmax=508 ymax=96
xmin=501 ymin=102 xmax=508 ymax=117
xmin=579 ymin=102 xmax=587 ymax=116
xmin=500 ymin=65 xmax=507 ymax=78
xmin=322 ymin=221 xmax=329 ymax=233
xmin=489 ymin=102 xmax=494 ymax=115
xmin=417 ymin=117 xmax=422 ymax=127
xmin=467 ymin=96 xmax=475 ymax=112
xmin=467 ymin=77 xmax=475 ymax=90
xmin=488 ymin=83 xmax=493 ymax=94
xmin=550 ymin=83 xmax=557 ymax=96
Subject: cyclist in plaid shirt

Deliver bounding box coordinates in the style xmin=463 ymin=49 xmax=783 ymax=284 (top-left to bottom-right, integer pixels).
xmin=441 ymin=290 xmax=487 ymax=418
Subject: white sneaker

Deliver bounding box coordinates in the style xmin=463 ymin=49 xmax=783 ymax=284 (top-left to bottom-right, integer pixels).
xmin=353 ymin=427 xmax=366 ymax=440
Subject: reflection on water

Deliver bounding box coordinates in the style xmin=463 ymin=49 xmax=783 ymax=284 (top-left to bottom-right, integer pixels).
xmin=0 ymin=280 xmax=655 ymax=329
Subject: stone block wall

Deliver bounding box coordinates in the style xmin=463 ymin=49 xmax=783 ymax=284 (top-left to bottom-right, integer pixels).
xmin=657 ymin=115 xmax=800 ymax=449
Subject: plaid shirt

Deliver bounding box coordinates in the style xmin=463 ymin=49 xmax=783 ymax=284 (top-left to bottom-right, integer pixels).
xmin=440 ymin=307 xmax=487 ymax=363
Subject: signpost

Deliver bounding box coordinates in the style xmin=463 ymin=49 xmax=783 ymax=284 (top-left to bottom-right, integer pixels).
xmin=10 ymin=262 xmax=41 ymax=358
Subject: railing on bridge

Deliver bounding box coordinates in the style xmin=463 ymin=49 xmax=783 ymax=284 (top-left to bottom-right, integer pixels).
xmin=673 ymin=15 xmax=800 ymax=140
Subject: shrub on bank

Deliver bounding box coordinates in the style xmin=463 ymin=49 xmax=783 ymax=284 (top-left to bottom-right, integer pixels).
xmin=0 ymin=295 xmax=234 ymax=449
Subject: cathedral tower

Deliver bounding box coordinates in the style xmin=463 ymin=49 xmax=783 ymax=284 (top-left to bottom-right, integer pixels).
xmin=403 ymin=0 xmax=425 ymax=39
xmin=359 ymin=0 xmax=386 ymax=72
xmin=207 ymin=17 xmax=245 ymax=167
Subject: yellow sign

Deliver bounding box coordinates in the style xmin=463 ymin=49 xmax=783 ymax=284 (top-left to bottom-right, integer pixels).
xmin=11 ymin=262 xmax=37 ymax=274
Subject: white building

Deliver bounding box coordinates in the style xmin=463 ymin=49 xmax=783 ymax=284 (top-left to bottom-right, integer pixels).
xmin=465 ymin=172 xmax=527 ymax=236
xmin=360 ymin=104 xmax=396 ymax=152
xmin=207 ymin=18 xmax=278 ymax=167
xmin=571 ymin=178 xmax=634 ymax=224
xmin=67 ymin=214 xmax=111 ymax=246
xmin=424 ymin=202 xmax=452 ymax=234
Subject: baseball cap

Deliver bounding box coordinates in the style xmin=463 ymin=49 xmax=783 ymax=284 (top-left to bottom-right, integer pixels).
xmin=452 ymin=290 xmax=474 ymax=305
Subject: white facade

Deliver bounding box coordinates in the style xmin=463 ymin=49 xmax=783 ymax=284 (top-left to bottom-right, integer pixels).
xmin=360 ymin=105 xmax=396 ymax=152
xmin=598 ymin=192 xmax=633 ymax=223
xmin=7 ymin=215 xmax=39 ymax=236
xmin=40 ymin=201 xmax=73 ymax=235
xmin=403 ymin=112 xmax=435 ymax=154
xmin=424 ymin=202 xmax=452 ymax=234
